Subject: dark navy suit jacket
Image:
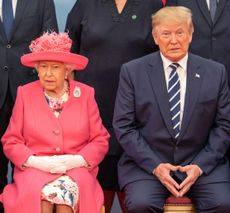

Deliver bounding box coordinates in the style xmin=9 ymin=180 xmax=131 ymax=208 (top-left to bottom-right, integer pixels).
xmin=113 ymin=52 xmax=230 ymax=189
xmin=0 ymin=0 xmax=58 ymax=108
xmin=166 ymin=0 xmax=230 ymax=84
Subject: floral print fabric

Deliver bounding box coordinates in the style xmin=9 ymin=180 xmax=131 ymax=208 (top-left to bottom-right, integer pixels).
xmin=42 ymin=84 xmax=78 ymax=210
xmin=41 ymin=175 xmax=79 ymax=212
xmin=44 ymin=81 xmax=69 ymax=118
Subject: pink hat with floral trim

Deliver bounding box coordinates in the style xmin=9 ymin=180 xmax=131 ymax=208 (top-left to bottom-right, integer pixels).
xmin=21 ymin=32 xmax=88 ymax=70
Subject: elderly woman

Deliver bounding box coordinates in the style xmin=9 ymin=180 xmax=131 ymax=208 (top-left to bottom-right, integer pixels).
xmin=0 ymin=32 xmax=109 ymax=213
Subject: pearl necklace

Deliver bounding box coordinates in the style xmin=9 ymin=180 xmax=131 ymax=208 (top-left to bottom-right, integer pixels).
xmin=44 ymin=80 xmax=69 ymax=99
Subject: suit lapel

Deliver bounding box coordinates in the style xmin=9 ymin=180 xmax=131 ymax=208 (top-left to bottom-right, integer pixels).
xmin=197 ymin=0 xmax=212 ymax=27
xmin=11 ymin=0 xmax=30 ymax=36
xmin=146 ymin=53 xmax=176 ymax=140
xmin=213 ymin=0 xmax=227 ymax=25
xmin=32 ymin=81 xmax=55 ymax=116
xmin=0 ymin=21 xmax=7 ymax=42
xmin=178 ymin=54 xmax=202 ymax=141
xmin=31 ymin=81 xmax=66 ymax=130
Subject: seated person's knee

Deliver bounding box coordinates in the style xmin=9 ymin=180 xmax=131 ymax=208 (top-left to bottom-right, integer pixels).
xmin=126 ymin=196 xmax=158 ymax=213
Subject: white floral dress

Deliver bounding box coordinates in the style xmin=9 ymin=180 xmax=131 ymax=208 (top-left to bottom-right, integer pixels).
xmin=41 ymin=88 xmax=79 ymax=212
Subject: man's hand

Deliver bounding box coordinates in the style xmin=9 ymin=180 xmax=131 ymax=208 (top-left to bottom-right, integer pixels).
xmin=154 ymin=163 xmax=202 ymax=197
xmin=153 ymin=163 xmax=180 ymax=197
xmin=178 ymin=164 xmax=201 ymax=197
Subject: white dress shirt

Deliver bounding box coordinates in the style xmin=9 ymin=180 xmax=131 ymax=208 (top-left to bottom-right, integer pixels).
xmin=160 ymin=53 xmax=188 ymax=126
xmin=0 ymin=0 xmax=18 ymax=19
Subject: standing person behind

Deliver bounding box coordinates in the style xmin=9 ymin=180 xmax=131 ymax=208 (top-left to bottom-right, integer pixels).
xmin=113 ymin=6 xmax=230 ymax=213
xmin=165 ymin=0 xmax=230 ymax=84
xmin=65 ymin=0 xmax=162 ymax=212
xmin=0 ymin=32 xmax=109 ymax=213
xmin=0 ymin=1 xmax=58 ymax=211
xmin=165 ymin=0 xmax=230 ymax=159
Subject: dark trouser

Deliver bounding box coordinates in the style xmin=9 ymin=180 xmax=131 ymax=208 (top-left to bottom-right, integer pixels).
xmin=124 ymin=179 xmax=230 ymax=213
xmin=0 ymin=90 xmax=14 ymax=213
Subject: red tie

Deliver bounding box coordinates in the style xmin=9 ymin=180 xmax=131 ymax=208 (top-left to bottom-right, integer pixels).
xmin=162 ymin=0 xmax=166 ymax=5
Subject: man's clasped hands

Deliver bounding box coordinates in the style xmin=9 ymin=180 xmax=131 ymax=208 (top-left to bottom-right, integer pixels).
xmin=154 ymin=163 xmax=202 ymax=197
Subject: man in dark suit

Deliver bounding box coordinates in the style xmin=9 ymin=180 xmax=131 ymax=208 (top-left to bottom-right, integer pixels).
xmin=165 ymin=0 xmax=230 ymax=84
xmin=166 ymin=0 xmax=230 ymax=161
xmin=0 ymin=0 xmax=57 ymax=211
xmin=113 ymin=6 xmax=230 ymax=213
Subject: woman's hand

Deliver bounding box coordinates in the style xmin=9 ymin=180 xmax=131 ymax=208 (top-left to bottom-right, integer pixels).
xmin=25 ymin=155 xmax=66 ymax=173
xmin=25 ymin=155 xmax=88 ymax=174
xmin=49 ymin=154 xmax=88 ymax=173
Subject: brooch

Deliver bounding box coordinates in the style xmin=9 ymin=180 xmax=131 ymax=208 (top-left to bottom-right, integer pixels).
xmin=73 ymin=86 xmax=81 ymax=98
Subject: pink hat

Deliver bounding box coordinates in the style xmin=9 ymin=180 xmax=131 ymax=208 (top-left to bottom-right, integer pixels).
xmin=21 ymin=32 xmax=88 ymax=70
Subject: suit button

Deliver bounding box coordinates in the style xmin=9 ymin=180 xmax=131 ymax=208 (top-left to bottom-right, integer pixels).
xmin=55 ymin=147 xmax=61 ymax=153
xmin=3 ymin=66 xmax=8 ymax=71
xmin=6 ymin=44 xmax=11 ymax=48
xmin=212 ymin=37 xmax=216 ymax=41
xmin=53 ymin=130 xmax=60 ymax=135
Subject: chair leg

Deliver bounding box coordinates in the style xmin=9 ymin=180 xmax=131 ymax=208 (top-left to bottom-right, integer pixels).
xmin=164 ymin=196 xmax=196 ymax=213
xmin=101 ymin=205 xmax=105 ymax=213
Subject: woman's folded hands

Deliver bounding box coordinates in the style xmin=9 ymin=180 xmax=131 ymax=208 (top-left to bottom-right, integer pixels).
xmin=25 ymin=154 xmax=88 ymax=174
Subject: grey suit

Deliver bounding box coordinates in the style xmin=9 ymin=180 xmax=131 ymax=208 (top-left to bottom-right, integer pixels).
xmin=113 ymin=52 xmax=230 ymax=212
xmin=0 ymin=1 xmax=57 ymax=211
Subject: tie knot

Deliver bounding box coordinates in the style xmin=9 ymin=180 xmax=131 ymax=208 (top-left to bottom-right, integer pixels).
xmin=169 ymin=63 xmax=179 ymax=70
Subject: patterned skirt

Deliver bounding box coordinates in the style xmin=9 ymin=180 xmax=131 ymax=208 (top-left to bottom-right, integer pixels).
xmin=41 ymin=175 xmax=79 ymax=212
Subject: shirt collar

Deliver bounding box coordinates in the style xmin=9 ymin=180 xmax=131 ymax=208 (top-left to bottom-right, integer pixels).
xmin=160 ymin=52 xmax=188 ymax=71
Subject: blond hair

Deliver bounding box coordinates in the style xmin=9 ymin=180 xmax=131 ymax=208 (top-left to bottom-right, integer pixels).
xmin=152 ymin=6 xmax=194 ymax=35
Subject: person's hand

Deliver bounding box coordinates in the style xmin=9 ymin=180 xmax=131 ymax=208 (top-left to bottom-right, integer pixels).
xmin=178 ymin=164 xmax=202 ymax=197
xmin=153 ymin=163 xmax=180 ymax=197
xmin=25 ymin=155 xmax=66 ymax=173
xmin=49 ymin=154 xmax=87 ymax=173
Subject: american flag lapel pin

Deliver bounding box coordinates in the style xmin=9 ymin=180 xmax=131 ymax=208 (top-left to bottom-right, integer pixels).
xmin=195 ymin=73 xmax=200 ymax=78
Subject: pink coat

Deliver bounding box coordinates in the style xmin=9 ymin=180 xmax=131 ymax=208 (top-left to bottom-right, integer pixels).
xmin=0 ymin=80 xmax=109 ymax=213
